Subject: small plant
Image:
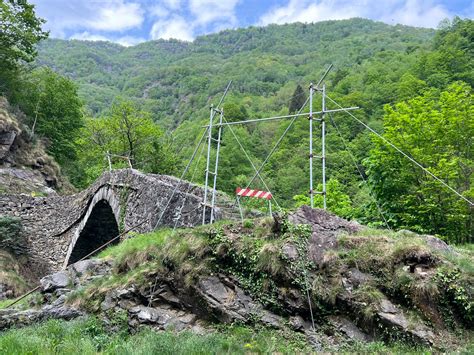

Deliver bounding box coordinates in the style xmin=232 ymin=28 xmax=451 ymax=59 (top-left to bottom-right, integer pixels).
xmin=435 ymin=267 xmax=473 ymax=327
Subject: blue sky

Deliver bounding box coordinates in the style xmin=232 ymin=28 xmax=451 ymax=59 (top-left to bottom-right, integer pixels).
xmin=31 ymin=0 xmax=474 ymax=46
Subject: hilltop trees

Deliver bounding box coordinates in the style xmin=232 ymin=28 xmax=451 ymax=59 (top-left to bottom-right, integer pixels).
xmin=7 ymin=68 xmax=84 ymax=167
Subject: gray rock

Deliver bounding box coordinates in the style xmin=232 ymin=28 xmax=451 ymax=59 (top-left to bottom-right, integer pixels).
xmin=328 ymin=316 xmax=372 ymax=342
xmin=197 ymin=275 xmax=266 ymax=323
xmin=0 ymin=296 xmax=82 ymax=331
xmin=282 ymin=243 xmax=298 ymax=261
xmin=40 ymin=271 xmax=71 ymax=292
xmin=129 ymin=305 xmax=199 ymax=331
xmin=42 ymin=295 xmax=83 ymax=320
xmin=376 ymin=298 xmax=435 ymax=345
xmin=289 ymin=315 xmax=307 ymax=331
xmin=378 ymin=299 xmax=398 ymax=314
xmin=260 ymin=310 xmax=283 ymax=328
xmin=288 ymin=206 xmax=361 ymax=265
xmin=70 ymin=259 xmax=101 ymax=277
xmin=0 ymin=131 xmax=17 ymax=159
xmin=423 ymin=235 xmax=453 ymax=253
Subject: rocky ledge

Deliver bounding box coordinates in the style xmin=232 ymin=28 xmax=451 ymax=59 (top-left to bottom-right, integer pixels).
xmin=0 ymin=207 xmax=470 ymax=351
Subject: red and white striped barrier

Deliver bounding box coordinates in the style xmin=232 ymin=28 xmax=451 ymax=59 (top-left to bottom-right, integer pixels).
xmin=236 ymin=187 xmax=272 ymax=200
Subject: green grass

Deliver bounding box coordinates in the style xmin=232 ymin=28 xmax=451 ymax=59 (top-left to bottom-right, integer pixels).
xmin=0 ymin=293 xmax=42 ymax=310
xmin=0 ymin=317 xmax=312 ymax=354
xmin=2 ymin=316 xmax=471 ymax=354
xmin=97 ymin=229 xmax=170 ymax=260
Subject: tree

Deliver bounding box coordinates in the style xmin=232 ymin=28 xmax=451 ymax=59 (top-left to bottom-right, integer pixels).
xmin=366 ymin=82 xmax=473 ymax=243
xmin=75 ymin=100 xmax=177 ymax=187
xmin=0 ymin=0 xmax=48 ymax=69
xmin=288 ymin=84 xmax=307 ymax=113
xmin=7 ymin=68 xmax=84 ymax=166
xmin=415 ymin=18 xmax=474 ymax=88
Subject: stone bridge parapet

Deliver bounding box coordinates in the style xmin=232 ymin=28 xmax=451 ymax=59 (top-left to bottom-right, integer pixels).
xmin=0 ymin=169 xmax=228 ymax=273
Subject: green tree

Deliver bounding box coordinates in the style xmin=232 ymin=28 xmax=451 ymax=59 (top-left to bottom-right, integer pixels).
xmin=7 ymin=68 xmax=84 ymax=166
xmin=366 ymin=82 xmax=473 ymax=243
xmin=75 ymin=100 xmax=177 ymax=187
xmin=416 ymin=18 xmax=473 ymax=87
xmin=0 ymin=0 xmax=48 ymax=68
xmin=288 ymin=84 xmax=306 ymax=113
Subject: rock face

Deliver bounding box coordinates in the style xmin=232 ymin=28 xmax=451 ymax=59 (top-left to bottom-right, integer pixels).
xmin=0 ymin=259 xmax=284 ymax=335
xmin=0 ymin=97 xmax=67 ymax=194
xmin=0 ymin=169 xmax=237 ymax=273
xmin=289 ymin=206 xmax=361 ymax=264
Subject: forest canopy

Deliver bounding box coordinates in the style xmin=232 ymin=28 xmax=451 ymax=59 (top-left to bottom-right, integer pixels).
xmin=1 ymin=1 xmax=472 ymax=244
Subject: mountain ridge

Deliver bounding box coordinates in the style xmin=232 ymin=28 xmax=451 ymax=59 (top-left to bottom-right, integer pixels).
xmin=36 ymin=18 xmax=435 ymax=124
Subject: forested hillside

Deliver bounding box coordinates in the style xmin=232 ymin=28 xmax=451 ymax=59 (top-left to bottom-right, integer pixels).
xmin=37 ymin=19 xmax=435 ymax=124
xmin=4 ymin=15 xmax=474 ymax=243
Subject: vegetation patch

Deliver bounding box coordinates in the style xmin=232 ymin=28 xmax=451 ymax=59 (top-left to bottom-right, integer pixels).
xmin=0 ymin=317 xmax=312 ymax=355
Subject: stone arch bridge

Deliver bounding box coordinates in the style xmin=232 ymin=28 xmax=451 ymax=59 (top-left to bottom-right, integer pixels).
xmin=0 ymin=169 xmax=233 ymax=274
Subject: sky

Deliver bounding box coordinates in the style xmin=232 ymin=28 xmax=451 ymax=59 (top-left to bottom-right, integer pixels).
xmin=31 ymin=0 xmax=474 ymax=46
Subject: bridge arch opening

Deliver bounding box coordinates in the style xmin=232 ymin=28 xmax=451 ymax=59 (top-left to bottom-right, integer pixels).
xmin=67 ymin=199 xmax=120 ymax=265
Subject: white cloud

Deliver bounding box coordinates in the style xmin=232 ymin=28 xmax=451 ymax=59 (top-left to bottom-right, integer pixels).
xmin=163 ymin=0 xmax=182 ymax=10
xmin=150 ymin=16 xmax=194 ymax=41
xmin=189 ymin=0 xmax=240 ymax=26
xmin=259 ymin=0 xmax=358 ymax=25
xmin=70 ymin=31 xmax=109 ymax=42
xmin=32 ymin=0 xmax=144 ymax=36
xmin=86 ymin=2 xmax=144 ymax=31
xmin=381 ymin=0 xmax=450 ymax=28
xmin=258 ymin=0 xmax=453 ymax=29
xmin=115 ymin=35 xmax=146 ymax=46
xmin=150 ymin=5 xmax=170 ymax=18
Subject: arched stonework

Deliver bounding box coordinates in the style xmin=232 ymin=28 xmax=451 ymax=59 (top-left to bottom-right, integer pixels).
xmin=63 ymin=186 xmax=121 ymax=268
xmin=0 ymin=169 xmax=233 ymax=275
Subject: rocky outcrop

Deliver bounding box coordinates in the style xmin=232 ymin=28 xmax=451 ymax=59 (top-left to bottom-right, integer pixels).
xmin=0 ymin=97 xmax=68 ymax=194
xmin=1 ymin=207 xmax=464 ymax=350
xmin=0 ymin=259 xmax=284 ymax=335
xmin=289 ymin=206 xmax=361 ymax=265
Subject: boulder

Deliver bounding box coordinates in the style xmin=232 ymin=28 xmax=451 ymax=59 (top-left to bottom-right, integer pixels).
xmin=40 ymin=270 xmax=71 ymax=292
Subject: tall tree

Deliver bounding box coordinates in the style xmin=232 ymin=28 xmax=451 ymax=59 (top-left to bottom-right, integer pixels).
xmin=8 ymin=68 xmax=84 ymax=166
xmin=288 ymin=84 xmax=307 ymax=113
xmin=76 ymin=100 xmax=177 ymax=187
xmin=366 ymin=82 xmax=473 ymax=243
xmin=0 ymin=0 xmax=48 ymax=68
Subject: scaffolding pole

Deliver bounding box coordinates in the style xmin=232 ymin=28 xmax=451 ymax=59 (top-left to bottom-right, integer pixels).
xmin=202 ymin=105 xmax=214 ymax=225
xmin=309 ymin=83 xmax=314 ymax=208
xmin=321 ymin=84 xmax=327 ymax=210
xmin=210 ymin=108 xmax=224 ymax=223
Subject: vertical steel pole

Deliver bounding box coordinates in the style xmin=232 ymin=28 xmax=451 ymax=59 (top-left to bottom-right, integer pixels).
xmin=268 ymin=200 xmax=272 ymax=216
xmin=322 ymin=84 xmax=327 ymax=210
xmin=210 ymin=108 xmax=223 ymax=223
xmin=309 ymin=83 xmax=314 ymax=208
xmin=202 ymin=105 xmax=213 ymax=225
xmin=237 ymin=196 xmax=244 ymax=225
